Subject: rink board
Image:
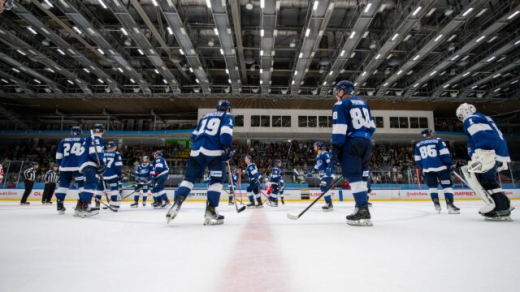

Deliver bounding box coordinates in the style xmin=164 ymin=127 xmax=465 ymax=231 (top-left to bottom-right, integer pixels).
xmin=1 ymin=188 xmax=519 ymax=201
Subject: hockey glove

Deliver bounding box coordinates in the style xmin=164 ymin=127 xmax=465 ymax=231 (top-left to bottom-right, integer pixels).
xmin=468 ymin=149 xmax=496 ymax=173
xmin=96 ymin=164 xmax=106 ymax=175
xmin=448 ymin=164 xmax=456 ymax=173
xmin=222 ymin=146 xmax=235 ymax=162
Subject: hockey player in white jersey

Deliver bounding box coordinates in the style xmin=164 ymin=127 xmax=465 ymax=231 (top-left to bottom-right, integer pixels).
xmin=456 ymin=103 xmax=513 ymax=220
xmin=414 ymin=129 xmax=459 ymax=214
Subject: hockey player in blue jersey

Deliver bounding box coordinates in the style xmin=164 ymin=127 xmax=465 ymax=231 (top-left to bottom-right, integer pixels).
xmin=100 ymin=141 xmax=123 ymax=209
xmin=414 ymin=129 xmax=460 ymax=214
xmin=312 ymin=141 xmax=335 ymax=212
xmin=268 ymin=159 xmax=283 ymax=207
xmin=329 ymin=80 xmax=376 ymax=226
xmin=166 ymin=100 xmax=235 ymax=225
xmin=55 ymin=126 xmax=85 ymax=215
xmin=77 ymin=124 xmax=105 ymax=217
xmin=244 ymin=155 xmax=263 ymax=208
xmin=150 ymin=150 xmax=170 ymax=208
xmin=456 ymin=103 xmax=513 ymax=220
xmin=131 ymin=156 xmax=153 ymax=208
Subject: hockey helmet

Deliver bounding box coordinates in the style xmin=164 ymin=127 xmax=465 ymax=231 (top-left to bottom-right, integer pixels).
xmin=154 ymin=150 xmax=163 ymax=157
xmin=456 ymin=103 xmax=476 ymax=121
xmin=142 ymin=156 xmax=149 ymax=163
xmin=92 ymin=124 xmax=105 ymax=134
xmin=334 ymin=80 xmax=355 ymax=97
xmin=421 ymin=129 xmax=433 ymax=137
xmin=106 ymin=141 xmax=117 ymax=149
xmin=274 ymin=159 xmax=282 ymax=167
xmin=217 ymin=100 xmax=232 ymax=112
xmin=313 ymin=141 xmax=324 ymax=150
xmin=70 ymin=126 xmax=82 ymax=136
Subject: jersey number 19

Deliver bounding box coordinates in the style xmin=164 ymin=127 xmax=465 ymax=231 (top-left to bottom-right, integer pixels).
xmin=198 ymin=118 xmax=221 ymax=136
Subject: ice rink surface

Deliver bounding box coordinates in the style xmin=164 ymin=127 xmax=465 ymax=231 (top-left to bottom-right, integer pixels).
xmin=1 ymin=200 xmax=519 ymax=292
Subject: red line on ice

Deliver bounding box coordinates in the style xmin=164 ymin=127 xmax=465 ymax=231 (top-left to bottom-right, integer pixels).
xmin=218 ymin=208 xmax=291 ymax=292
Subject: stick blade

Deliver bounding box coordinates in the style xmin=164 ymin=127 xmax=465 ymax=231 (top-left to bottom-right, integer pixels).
xmin=286 ymin=213 xmax=299 ymax=220
xmin=236 ymin=205 xmax=246 ymax=213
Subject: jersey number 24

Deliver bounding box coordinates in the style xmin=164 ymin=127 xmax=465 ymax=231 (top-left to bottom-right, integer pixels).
xmin=63 ymin=143 xmax=84 ymax=157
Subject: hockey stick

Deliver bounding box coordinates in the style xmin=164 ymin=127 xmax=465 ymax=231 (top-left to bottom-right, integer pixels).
xmin=452 ymin=169 xmax=495 ymax=213
xmin=89 ymin=130 xmax=117 ymax=213
xmin=121 ymin=180 xmax=153 ymax=200
xmin=226 ymin=161 xmax=246 ymax=213
xmin=287 ymin=176 xmax=343 ymax=220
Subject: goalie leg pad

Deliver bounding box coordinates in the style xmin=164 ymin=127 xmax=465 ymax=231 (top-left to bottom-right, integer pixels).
xmin=462 ymin=166 xmax=496 ymax=214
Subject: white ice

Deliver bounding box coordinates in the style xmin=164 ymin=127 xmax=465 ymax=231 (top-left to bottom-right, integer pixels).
xmin=1 ymin=200 xmax=519 ymax=292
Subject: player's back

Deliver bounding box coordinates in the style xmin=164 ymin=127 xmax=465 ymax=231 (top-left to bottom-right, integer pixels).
xmin=414 ymin=138 xmax=448 ymax=172
xmin=333 ymin=97 xmax=375 ymax=145
xmin=56 ymin=137 xmax=84 ymax=171
xmin=191 ymin=111 xmax=234 ymax=157
xmin=79 ymin=135 xmax=104 ymax=171
xmin=103 ymin=150 xmax=122 ymax=179
xmin=473 ymin=112 xmax=510 ymax=162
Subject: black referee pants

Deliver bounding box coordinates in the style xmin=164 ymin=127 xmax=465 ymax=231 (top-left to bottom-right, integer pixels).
xmin=21 ymin=180 xmax=34 ymax=203
xmin=42 ymin=183 xmax=56 ymax=203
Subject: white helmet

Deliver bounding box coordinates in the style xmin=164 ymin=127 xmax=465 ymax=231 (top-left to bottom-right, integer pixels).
xmin=456 ymin=103 xmax=476 ymax=121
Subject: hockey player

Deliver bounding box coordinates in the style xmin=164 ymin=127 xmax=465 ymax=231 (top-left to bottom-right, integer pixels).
xmin=414 ymin=129 xmax=460 ymax=214
xmin=312 ymin=141 xmax=335 ymax=212
xmin=166 ymin=100 xmax=235 ymax=225
xmin=77 ymin=124 xmax=106 ymax=218
xmin=101 ymin=141 xmax=123 ymax=209
xmin=244 ymin=155 xmax=263 ymax=208
xmin=131 ymin=156 xmax=153 ymax=208
xmin=150 ymin=150 xmax=170 ymax=208
xmin=329 ymin=80 xmax=376 ymax=226
xmin=456 ymin=103 xmax=513 ymax=220
xmin=268 ymin=159 xmax=283 ymax=207
xmin=55 ymin=126 xmax=85 ymax=214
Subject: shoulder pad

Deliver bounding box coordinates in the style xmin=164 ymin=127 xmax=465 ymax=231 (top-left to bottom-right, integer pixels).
xmin=334 ymin=100 xmax=343 ymax=106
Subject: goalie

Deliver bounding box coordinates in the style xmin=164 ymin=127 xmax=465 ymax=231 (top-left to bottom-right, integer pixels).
xmin=456 ymin=103 xmax=513 ymax=221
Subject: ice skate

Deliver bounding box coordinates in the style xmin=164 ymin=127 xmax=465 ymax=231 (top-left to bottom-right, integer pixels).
xmin=95 ymin=200 xmax=101 ymax=208
xmin=483 ymin=210 xmax=512 ymax=221
xmin=281 ymin=198 xmax=285 ymax=205
xmin=142 ymin=202 xmax=146 ymax=207
xmin=20 ymin=202 xmax=30 ymax=205
xmin=228 ymin=201 xmax=234 ymax=206
xmin=152 ymin=200 xmax=162 ymax=209
xmin=57 ymin=200 xmax=66 ymax=215
xmin=130 ymin=202 xmax=138 ymax=208
xmin=246 ymin=202 xmax=257 ymax=208
xmin=160 ymin=198 xmax=170 ymax=209
xmin=367 ymin=201 xmax=373 ymax=207
xmin=346 ymin=206 xmax=373 ymax=226
xmin=166 ymin=196 xmax=186 ymax=224
xmin=76 ymin=203 xmax=99 ymax=218
xmin=433 ymin=199 xmax=441 ymax=213
xmin=447 ymin=202 xmax=460 ymax=214
xmin=73 ymin=202 xmax=81 ymax=217
xmin=322 ymin=203 xmax=334 ymax=212
xmin=204 ymin=204 xmax=224 ymax=226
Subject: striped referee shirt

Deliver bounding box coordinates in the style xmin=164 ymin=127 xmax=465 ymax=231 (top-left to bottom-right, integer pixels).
xmin=23 ymin=168 xmax=36 ymax=181
xmin=44 ymin=170 xmax=59 ymax=184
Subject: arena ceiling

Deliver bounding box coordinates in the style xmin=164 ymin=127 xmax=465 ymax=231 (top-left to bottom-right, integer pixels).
xmin=0 ymin=0 xmax=518 ymax=100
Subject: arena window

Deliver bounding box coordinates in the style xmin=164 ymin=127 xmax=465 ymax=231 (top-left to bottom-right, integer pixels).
xmin=235 ymin=115 xmax=244 ymax=127
xmin=308 ymin=116 xmax=317 ymax=127
xmin=261 ymin=115 xmax=270 ymax=127
xmin=375 ymin=117 xmax=384 ymax=128
xmin=410 ymin=117 xmax=419 ymax=128
xmin=251 ymin=115 xmax=260 ymax=127
xmin=298 ymin=116 xmax=307 ymax=127
xmin=399 ymin=117 xmax=409 ymax=128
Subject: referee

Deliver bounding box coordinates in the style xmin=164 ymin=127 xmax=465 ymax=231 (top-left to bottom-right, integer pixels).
xmin=20 ymin=162 xmax=39 ymax=205
xmin=42 ymin=164 xmax=59 ymax=204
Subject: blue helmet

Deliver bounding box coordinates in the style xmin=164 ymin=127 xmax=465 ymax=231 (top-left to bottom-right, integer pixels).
xmin=334 ymin=80 xmax=355 ymax=97
xmin=107 ymin=141 xmax=117 ymax=149
xmin=421 ymin=128 xmax=433 ymax=137
xmin=217 ymin=100 xmax=232 ymax=112
xmin=154 ymin=150 xmax=163 ymax=157
xmin=274 ymin=159 xmax=282 ymax=166
xmin=71 ymin=126 xmax=82 ymax=136
xmin=92 ymin=124 xmax=105 ymax=134
xmin=313 ymin=141 xmax=324 ymax=150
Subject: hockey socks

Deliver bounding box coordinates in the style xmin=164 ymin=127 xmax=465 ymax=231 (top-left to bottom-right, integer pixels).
xmin=324 ymin=194 xmax=332 ymax=205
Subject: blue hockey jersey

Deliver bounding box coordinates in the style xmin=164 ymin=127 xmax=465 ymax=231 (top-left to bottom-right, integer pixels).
xmin=103 ymin=150 xmax=122 ymax=180
xmin=135 ymin=163 xmax=153 ymax=183
xmin=332 ymin=97 xmax=376 ymax=147
xmin=464 ymin=112 xmax=510 ymax=163
xmin=153 ymin=156 xmax=169 ymax=178
xmin=56 ymin=137 xmax=85 ymax=171
xmin=246 ymin=163 xmax=261 ymax=182
xmin=190 ymin=111 xmax=234 ymax=157
xmin=314 ymin=151 xmax=334 ymax=178
xmin=270 ymin=167 xmax=282 ymax=184
xmin=414 ymin=137 xmax=452 ymax=173
xmin=79 ymin=135 xmax=104 ymax=172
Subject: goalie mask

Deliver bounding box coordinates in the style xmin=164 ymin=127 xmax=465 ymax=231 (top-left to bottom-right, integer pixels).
xmin=456 ymin=103 xmax=476 ymax=121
